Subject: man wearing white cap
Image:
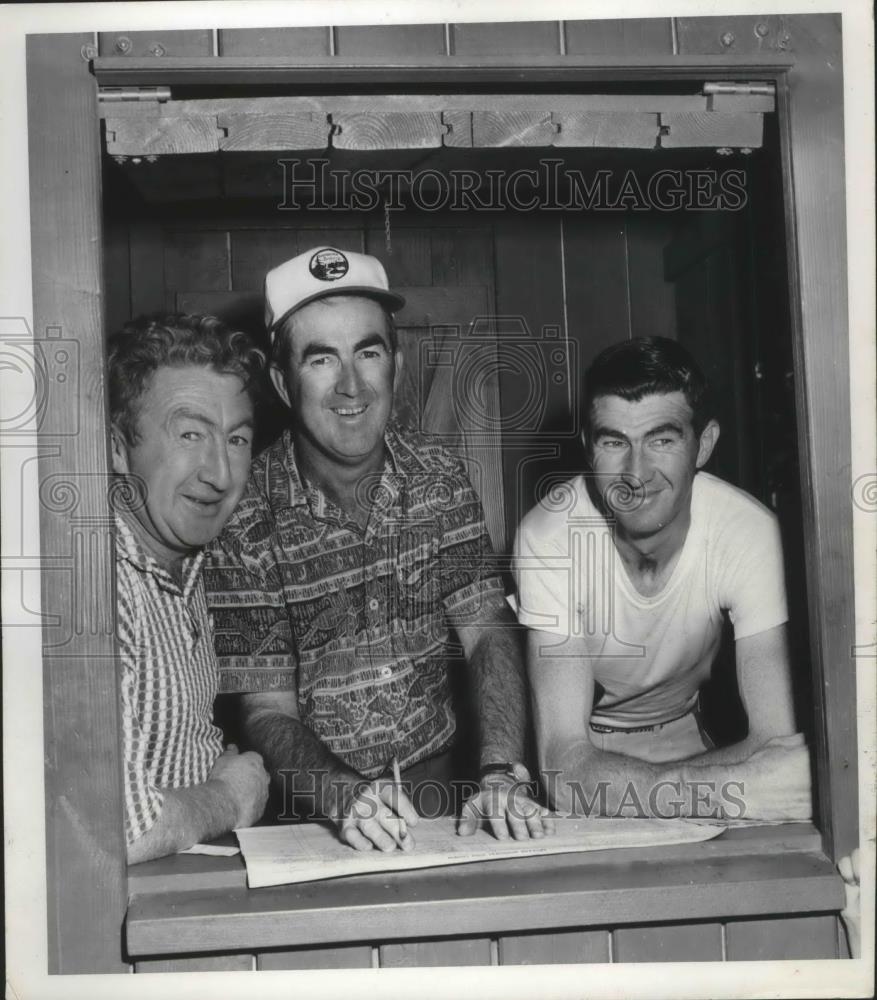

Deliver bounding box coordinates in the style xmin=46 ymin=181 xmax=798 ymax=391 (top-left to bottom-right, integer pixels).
xmin=205 ymin=246 xmax=553 ymax=852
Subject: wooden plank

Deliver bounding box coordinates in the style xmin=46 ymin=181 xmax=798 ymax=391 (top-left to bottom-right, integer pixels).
xmin=499 ymin=929 xmax=609 ymax=964
xmin=394 ymin=286 xmax=488 ymax=329
xmin=380 ymin=937 xmax=491 ymax=967
xmin=128 ymin=222 xmax=165 ymax=316
xmin=660 ymin=111 xmax=764 ymax=149
xmin=625 ymin=214 xmax=678 ymax=341
xmin=105 ymin=115 xmax=223 ymax=156
xmin=258 ymin=945 xmax=372 ymax=970
xmin=780 ymin=13 xmax=857 ymax=860
xmin=126 ymin=839 xmax=843 ymax=956
xmin=676 ymin=16 xmax=790 ymax=55
xmin=91 ymin=54 xmax=796 ymax=89
xmin=335 ymin=24 xmax=445 ymax=56
xmin=564 ymin=18 xmax=674 ymax=55
xmin=442 ymin=111 xmax=473 ymax=147
xmin=98 ymin=94 xmax=719 ymax=119
xmin=125 ymin=822 xmax=825 ymax=899
xmin=613 ymin=922 xmax=723 ymax=961
xmin=134 ymin=953 xmax=254 ymax=972
xmin=472 ymin=111 xmax=556 ymax=147
xmin=451 ymin=22 xmax=560 ymax=55
xmin=430 ymin=228 xmax=493 ymax=288
xmin=220 ymin=112 xmax=329 ymax=152
xmin=365 ymin=227 xmax=432 ymax=286
xmin=218 ymin=27 xmax=330 ymax=57
xmin=98 ymin=29 xmax=212 ymax=57
xmin=164 ymin=230 xmax=230 ymax=296
xmin=230 ymin=229 xmax=301 ymax=291
xmin=332 ymin=112 xmax=445 ymax=150
xmin=725 ymin=914 xmax=839 ymax=960
xmin=553 ymin=111 xmax=658 ymax=148
xmin=175 ymin=291 xmax=262 ymax=332
xmin=26 ymin=31 xmax=127 ymax=974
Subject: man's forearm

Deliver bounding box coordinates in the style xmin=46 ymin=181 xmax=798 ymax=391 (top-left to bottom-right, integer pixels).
xmin=470 ymin=626 xmax=528 ymax=767
xmin=244 ymin=710 xmax=362 ymax=821
xmin=546 ymin=738 xmax=762 ymax=819
xmin=127 ymin=782 xmax=238 ymax=865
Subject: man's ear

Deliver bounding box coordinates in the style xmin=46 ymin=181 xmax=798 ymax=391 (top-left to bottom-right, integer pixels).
xmin=392 ymin=348 xmax=404 ymax=393
xmin=269 ymin=364 xmax=292 ymax=408
xmin=109 ymin=424 xmax=130 ymax=475
xmin=695 ymin=419 xmax=720 ymax=469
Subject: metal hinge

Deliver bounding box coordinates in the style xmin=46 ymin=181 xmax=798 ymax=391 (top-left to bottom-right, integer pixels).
xmin=98 ymin=86 xmax=171 ymax=103
xmin=703 ymin=81 xmax=775 ymax=97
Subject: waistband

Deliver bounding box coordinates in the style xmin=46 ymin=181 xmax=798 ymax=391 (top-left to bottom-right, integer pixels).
xmin=589 ymin=703 xmax=698 ymax=735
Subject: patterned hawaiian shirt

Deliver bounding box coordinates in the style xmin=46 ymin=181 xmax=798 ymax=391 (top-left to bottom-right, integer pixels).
xmin=115 ymin=514 xmax=224 ymax=845
xmin=204 ymin=427 xmax=504 ymax=778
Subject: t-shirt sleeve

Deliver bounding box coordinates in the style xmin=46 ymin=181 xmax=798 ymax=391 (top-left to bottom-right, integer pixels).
xmin=117 ymin=577 xmax=164 ymax=846
xmin=513 ymin=511 xmax=576 ymax=637
xmin=437 ymin=456 xmax=506 ymax=624
xmin=203 ymin=499 xmax=297 ymax=694
xmin=720 ymin=501 xmax=789 ymax=639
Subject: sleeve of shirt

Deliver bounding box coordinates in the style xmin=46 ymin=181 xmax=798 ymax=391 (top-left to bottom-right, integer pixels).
xmin=203 ymin=495 xmax=297 ymax=694
xmin=437 ymin=455 xmax=506 ymax=623
xmin=513 ymin=509 xmax=576 ymax=637
xmin=720 ymin=501 xmax=789 ymax=640
xmin=117 ymin=574 xmax=164 ymax=847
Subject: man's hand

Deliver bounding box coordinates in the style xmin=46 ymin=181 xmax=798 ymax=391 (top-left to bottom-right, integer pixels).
xmin=338 ymin=778 xmax=419 ymax=853
xmin=734 ymin=733 xmax=813 ymax=821
xmin=458 ymin=773 xmax=555 ymax=841
xmin=207 ymin=744 xmax=270 ymax=828
xmin=838 ymin=847 xmax=861 ymax=958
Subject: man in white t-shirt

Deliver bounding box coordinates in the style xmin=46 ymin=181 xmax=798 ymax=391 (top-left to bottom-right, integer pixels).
xmin=514 ymin=337 xmax=812 ymax=821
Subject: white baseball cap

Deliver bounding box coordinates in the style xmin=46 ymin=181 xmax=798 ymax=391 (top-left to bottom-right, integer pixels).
xmin=264 ymin=246 xmax=406 ymax=341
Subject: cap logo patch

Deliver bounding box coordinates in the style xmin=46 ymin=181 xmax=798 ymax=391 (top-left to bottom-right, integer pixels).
xmin=309 ymin=248 xmax=349 ymax=282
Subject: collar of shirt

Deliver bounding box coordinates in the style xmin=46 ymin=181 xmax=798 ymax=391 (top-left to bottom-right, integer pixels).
xmin=265 ymin=425 xmax=432 ymax=534
xmin=113 ymin=512 xmax=206 ymax=601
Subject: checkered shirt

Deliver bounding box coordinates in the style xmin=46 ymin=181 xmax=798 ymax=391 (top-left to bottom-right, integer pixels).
xmin=115 ymin=514 xmax=224 ymax=845
xmin=205 ymin=426 xmax=505 ymax=778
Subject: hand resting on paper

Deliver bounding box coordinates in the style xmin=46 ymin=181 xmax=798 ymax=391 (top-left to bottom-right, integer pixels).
xmin=338 ymin=777 xmax=419 ymax=853
xmin=458 ymin=771 xmax=556 ymax=841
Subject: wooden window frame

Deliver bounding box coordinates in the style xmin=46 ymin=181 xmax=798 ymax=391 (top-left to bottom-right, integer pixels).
xmin=26 ymin=34 xmax=856 ymax=973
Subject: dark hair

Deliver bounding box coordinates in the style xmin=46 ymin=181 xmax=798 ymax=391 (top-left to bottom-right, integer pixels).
xmin=272 ymin=295 xmax=398 ymax=371
xmin=584 ymin=336 xmax=714 ymax=436
xmin=108 ymin=313 xmax=266 ymax=444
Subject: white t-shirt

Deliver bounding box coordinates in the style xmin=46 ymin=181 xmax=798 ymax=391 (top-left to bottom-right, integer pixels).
xmin=514 ymin=472 xmax=788 ymax=727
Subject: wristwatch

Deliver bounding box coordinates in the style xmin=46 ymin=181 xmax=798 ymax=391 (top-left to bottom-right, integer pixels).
xmin=479 ymin=761 xmax=532 ymax=783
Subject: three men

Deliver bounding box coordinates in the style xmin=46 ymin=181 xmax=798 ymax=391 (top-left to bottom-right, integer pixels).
xmin=515 ymin=337 xmax=812 ymax=821
xmin=206 ymin=247 xmax=552 ymax=851
xmin=109 ymin=314 xmax=270 ymax=863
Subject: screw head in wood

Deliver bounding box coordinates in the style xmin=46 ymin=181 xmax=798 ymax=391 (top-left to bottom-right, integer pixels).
xmin=755 ymin=22 xmax=770 ymax=37
xmin=114 ymin=35 xmax=132 ymax=54
xmin=80 ymin=42 xmax=98 ymax=61
xmin=720 ymin=31 xmax=735 ymax=47
xmin=148 ymin=42 xmax=166 ymax=57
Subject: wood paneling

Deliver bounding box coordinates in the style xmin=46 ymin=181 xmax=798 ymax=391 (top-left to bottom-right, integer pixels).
xmin=625 ymin=214 xmax=677 ymax=341
xmin=380 ymin=937 xmax=491 ymax=966
xmin=258 ymin=944 xmax=372 ymax=969
xmin=564 ymin=19 xmax=674 ymax=55
xmin=780 ymin=14 xmax=857 ymax=858
xmin=499 ymin=929 xmax=609 ymax=964
xmin=134 ymin=953 xmax=254 ymax=972
xmin=218 ymin=27 xmax=330 ymax=57
xmin=676 ymin=15 xmax=790 ymax=55
xmin=660 ymin=112 xmax=764 ymax=149
xmin=98 ymin=29 xmax=212 ymax=57
xmin=164 ymin=230 xmax=230 ymax=299
xmin=335 ymin=24 xmax=445 ymax=57
xmin=451 ymin=21 xmax=560 ymax=56
xmin=27 ymin=32 xmax=127 ymax=974
xmin=725 ymin=914 xmax=839 ymax=960
xmin=332 ymin=112 xmax=445 ymax=150
xmin=613 ymin=922 xmax=723 ymax=962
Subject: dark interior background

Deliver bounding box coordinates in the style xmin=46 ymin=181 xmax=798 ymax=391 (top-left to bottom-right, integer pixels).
xmin=102 ymin=111 xmax=811 ymax=751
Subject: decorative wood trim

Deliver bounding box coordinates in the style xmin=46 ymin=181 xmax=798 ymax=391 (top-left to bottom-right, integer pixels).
xmin=27 ymin=32 xmax=127 ymax=974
